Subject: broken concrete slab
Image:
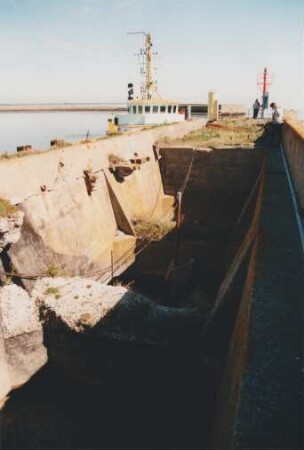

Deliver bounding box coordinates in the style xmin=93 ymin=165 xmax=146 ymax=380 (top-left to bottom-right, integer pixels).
xmin=0 ymin=210 xmax=24 ymax=252
xmin=32 ymin=277 xmax=131 ymax=333
xmin=0 ymin=284 xmax=47 ymax=407
xmin=32 ymin=277 xmax=204 ymax=382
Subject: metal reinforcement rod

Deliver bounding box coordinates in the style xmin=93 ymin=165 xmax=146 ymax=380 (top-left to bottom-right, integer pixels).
xmin=280 ymin=143 xmax=304 ymax=254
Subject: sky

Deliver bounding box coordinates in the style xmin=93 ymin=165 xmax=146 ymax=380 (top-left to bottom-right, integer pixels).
xmin=0 ymin=0 xmax=303 ymax=111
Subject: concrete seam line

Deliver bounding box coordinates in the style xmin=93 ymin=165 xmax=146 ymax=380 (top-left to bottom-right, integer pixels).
xmin=280 ymin=143 xmax=304 ymax=255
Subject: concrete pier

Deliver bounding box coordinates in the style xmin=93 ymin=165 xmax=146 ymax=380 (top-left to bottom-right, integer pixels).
xmin=234 ymin=143 xmax=303 ymax=448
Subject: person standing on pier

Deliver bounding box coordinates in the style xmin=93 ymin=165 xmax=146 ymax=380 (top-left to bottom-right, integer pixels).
xmin=252 ymin=99 xmax=261 ymax=119
xmin=270 ymin=102 xmax=283 ymax=145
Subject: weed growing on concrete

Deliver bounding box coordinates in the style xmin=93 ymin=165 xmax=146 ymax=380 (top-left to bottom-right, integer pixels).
xmin=46 ymin=264 xmax=60 ymax=277
xmin=181 ymin=129 xmax=220 ymax=142
xmin=0 ymin=152 xmax=10 ymax=160
xmin=45 ymin=287 xmax=60 ymax=299
xmin=0 ymin=149 xmax=46 ymax=161
xmin=133 ymin=217 xmax=175 ymax=240
xmin=120 ymin=280 xmax=134 ymax=289
xmin=51 ymin=139 xmax=72 ymax=148
xmin=0 ymin=198 xmax=18 ymax=217
xmin=79 ymin=139 xmax=94 ymax=145
xmin=111 ymin=278 xmax=134 ymax=289
xmin=45 ymin=263 xmax=71 ymax=278
xmin=108 ymin=153 xmax=128 ymax=165
xmin=78 ymin=312 xmax=93 ymax=328
xmin=160 ymin=118 xmax=264 ymax=148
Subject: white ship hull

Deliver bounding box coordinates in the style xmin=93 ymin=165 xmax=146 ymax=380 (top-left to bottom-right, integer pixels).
xmin=116 ymin=112 xmax=185 ymax=126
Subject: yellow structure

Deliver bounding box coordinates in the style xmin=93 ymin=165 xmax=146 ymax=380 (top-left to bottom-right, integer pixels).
xmin=208 ymin=91 xmax=218 ymax=121
xmin=107 ymin=118 xmax=118 ymax=135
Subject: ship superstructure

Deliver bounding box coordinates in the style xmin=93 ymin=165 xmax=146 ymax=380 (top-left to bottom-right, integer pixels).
xmin=113 ymin=32 xmax=185 ymax=127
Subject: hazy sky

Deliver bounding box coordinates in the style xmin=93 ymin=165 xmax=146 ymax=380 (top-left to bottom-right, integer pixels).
xmin=0 ymin=0 xmax=303 ymax=110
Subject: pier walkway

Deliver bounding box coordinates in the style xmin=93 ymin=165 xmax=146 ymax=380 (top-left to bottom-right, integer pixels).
xmin=235 ymin=143 xmax=303 ymax=448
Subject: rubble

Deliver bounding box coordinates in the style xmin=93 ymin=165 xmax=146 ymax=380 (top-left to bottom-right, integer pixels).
xmin=0 ymin=210 xmax=24 ymax=252
xmin=0 ymin=284 xmax=47 ymax=407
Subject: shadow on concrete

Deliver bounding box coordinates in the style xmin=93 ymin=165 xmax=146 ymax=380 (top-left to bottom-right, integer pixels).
xmin=1 ymin=291 xmax=216 ymax=449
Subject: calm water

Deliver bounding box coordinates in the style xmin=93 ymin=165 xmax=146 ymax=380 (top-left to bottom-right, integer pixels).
xmin=2 ymin=108 xmax=301 ymax=155
xmin=0 ymin=111 xmax=121 ymax=153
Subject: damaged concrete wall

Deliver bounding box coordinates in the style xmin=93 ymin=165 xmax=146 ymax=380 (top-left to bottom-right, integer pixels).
xmin=9 ymin=174 xmax=120 ymax=284
xmin=159 ymin=145 xmax=263 ymax=232
xmin=0 ymin=120 xmax=204 ymax=285
xmin=0 ymin=119 xmax=205 ymax=204
xmin=7 ymin=160 xmax=162 ymax=285
xmin=154 ymin=145 xmax=264 ymax=298
xmin=105 ymin=158 xmax=165 ymax=220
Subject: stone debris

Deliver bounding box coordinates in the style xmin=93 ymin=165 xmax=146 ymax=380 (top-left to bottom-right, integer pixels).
xmin=0 ymin=211 xmax=24 ymax=252
xmin=0 ymin=284 xmax=47 ymax=408
xmin=32 ymin=277 xmax=137 ymax=332
xmin=32 ymin=277 xmax=203 ymax=348
xmin=0 ymin=284 xmax=42 ymax=339
xmin=0 ymin=276 xmax=205 ymax=403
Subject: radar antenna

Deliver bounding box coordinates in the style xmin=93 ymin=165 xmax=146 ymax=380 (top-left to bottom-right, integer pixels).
xmin=127 ymin=31 xmax=160 ymax=100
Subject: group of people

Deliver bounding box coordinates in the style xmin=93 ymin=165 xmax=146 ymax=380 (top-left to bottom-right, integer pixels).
xmin=252 ymin=98 xmax=283 ymax=145
xmin=252 ymin=98 xmax=283 ymax=124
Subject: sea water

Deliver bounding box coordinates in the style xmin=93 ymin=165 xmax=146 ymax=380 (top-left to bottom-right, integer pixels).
xmin=0 ymin=111 xmax=120 ymax=154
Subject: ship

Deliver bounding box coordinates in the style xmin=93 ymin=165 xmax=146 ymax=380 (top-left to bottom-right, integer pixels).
xmin=112 ymin=32 xmax=186 ymax=128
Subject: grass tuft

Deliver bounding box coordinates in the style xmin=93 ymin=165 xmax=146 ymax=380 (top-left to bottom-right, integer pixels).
xmin=46 ymin=264 xmax=60 ymax=277
xmin=78 ymin=312 xmax=93 ymax=327
xmin=0 ymin=198 xmax=18 ymax=218
xmin=44 ymin=286 xmax=60 ymax=299
xmin=160 ymin=118 xmax=264 ymax=148
xmin=134 ymin=217 xmax=175 ymax=240
xmin=108 ymin=153 xmax=128 ymax=165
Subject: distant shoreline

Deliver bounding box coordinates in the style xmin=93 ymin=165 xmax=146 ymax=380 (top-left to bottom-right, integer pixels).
xmin=0 ymin=103 xmax=209 ymax=113
xmin=0 ymin=104 xmax=127 ymax=112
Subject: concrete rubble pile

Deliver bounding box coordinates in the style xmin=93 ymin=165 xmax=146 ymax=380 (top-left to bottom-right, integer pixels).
xmin=0 ymin=210 xmax=24 ymax=252
xmin=32 ymin=277 xmax=204 ymax=382
xmin=0 ymin=284 xmax=47 ymax=408
xmin=0 ymin=276 xmax=204 ymax=406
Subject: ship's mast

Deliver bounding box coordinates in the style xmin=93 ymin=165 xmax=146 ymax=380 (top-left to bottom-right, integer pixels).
xmin=127 ymin=31 xmax=159 ymax=100
xmin=144 ymin=33 xmax=156 ymax=99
